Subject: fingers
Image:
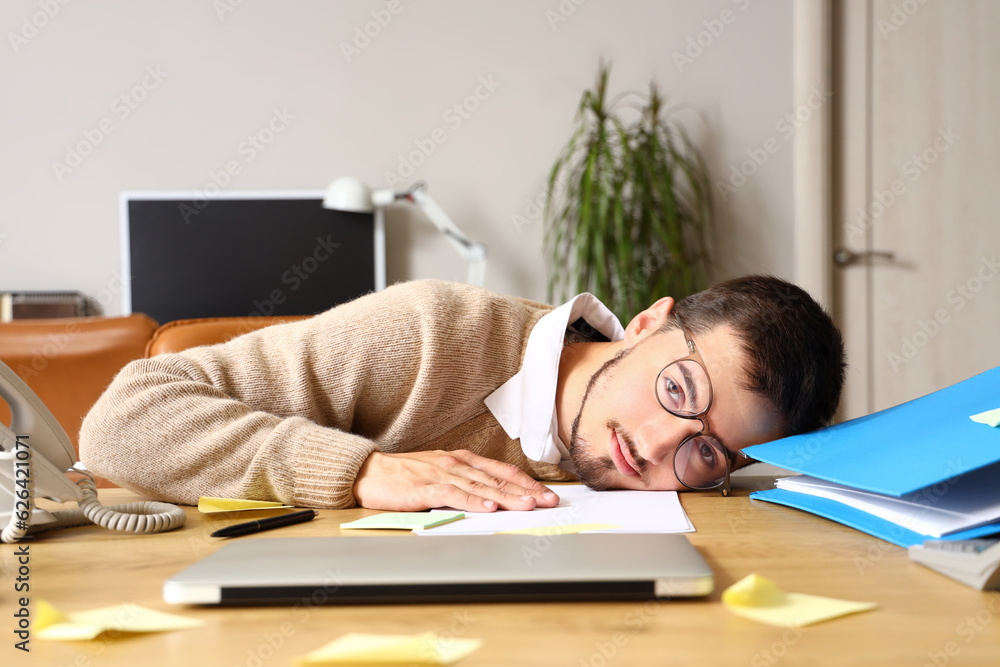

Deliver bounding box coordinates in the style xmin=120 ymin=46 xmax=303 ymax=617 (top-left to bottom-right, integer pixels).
xmin=442 ymin=450 xmax=560 ymax=509
xmin=429 ymin=479 xmax=548 ymax=514
xmin=424 ymin=471 xmax=536 ymax=512
xmin=425 ymin=483 xmax=503 ymax=513
xmin=463 ymin=478 xmax=538 ymax=512
xmin=353 ymin=450 xmax=561 ymax=513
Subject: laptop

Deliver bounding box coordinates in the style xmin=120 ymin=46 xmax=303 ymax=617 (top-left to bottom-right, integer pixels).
xmin=163 ymin=533 xmax=713 ymax=605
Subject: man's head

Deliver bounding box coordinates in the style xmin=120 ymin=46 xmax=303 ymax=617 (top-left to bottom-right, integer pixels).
xmin=565 ymin=274 xmax=845 ymax=492
xmin=665 ymin=274 xmax=846 ymax=436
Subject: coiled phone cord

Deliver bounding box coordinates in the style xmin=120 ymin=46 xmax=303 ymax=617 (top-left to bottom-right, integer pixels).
xmin=1 ymin=439 xmax=186 ymax=543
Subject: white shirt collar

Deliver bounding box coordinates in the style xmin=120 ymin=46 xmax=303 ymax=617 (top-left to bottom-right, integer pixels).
xmin=484 ymin=293 xmax=624 ymax=463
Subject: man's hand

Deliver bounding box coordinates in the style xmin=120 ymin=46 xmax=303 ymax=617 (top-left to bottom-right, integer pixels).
xmin=353 ymin=449 xmax=561 ymax=512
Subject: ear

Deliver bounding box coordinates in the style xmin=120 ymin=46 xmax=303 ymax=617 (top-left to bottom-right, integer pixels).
xmin=623 ymin=296 xmax=674 ymax=345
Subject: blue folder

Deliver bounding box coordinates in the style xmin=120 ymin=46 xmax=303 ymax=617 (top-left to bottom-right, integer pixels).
xmin=744 ymin=367 xmax=1000 ymax=547
xmin=751 ymin=489 xmax=1000 ymax=548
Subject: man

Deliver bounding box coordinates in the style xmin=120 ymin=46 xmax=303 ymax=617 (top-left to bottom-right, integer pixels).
xmin=79 ymin=275 xmax=845 ymax=512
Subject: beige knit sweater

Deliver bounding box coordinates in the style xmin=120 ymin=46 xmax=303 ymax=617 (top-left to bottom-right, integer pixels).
xmin=79 ymin=280 xmax=577 ymax=508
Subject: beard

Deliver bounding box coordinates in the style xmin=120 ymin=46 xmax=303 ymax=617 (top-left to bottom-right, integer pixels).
xmin=566 ymin=346 xmax=632 ymax=490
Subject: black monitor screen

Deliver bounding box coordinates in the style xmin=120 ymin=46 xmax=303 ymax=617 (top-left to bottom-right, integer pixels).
xmin=123 ymin=193 xmax=382 ymax=325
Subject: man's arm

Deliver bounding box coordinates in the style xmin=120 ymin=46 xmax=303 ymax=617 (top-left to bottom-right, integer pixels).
xmin=79 ymin=350 xmax=378 ymax=508
xmin=79 ymin=281 xmax=560 ymax=510
xmin=82 ymin=354 xmax=557 ymax=511
xmin=81 ymin=351 xmax=557 ymax=510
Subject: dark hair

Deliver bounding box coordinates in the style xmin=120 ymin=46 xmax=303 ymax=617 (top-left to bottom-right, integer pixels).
xmin=662 ymin=274 xmax=846 ymax=435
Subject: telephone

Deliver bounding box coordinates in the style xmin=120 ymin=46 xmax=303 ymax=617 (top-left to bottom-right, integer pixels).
xmin=0 ymin=358 xmax=185 ymax=543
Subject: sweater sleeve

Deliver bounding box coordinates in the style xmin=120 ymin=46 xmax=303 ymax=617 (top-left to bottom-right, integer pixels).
xmin=79 ymin=283 xmax=433 ymax=508
xmin=79 ymin=352 xmax=379 ymax=508
xmin=80 ymin=280 xmax=549 ymax=508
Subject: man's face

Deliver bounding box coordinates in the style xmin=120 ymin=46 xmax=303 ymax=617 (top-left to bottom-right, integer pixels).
xmin=567 ymin=322 xmax=785 ymax=492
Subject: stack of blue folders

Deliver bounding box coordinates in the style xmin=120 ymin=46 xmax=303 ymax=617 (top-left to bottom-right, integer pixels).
xmin=744 ymin=367 xmax=1000 ymax=548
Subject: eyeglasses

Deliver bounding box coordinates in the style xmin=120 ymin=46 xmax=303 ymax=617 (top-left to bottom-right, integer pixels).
xmin=654 ymin=314 xmax=741 ymax=496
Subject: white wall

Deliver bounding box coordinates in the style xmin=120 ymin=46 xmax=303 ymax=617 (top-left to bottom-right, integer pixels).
xmin=0 ymin=0 xmax=794 ymax=317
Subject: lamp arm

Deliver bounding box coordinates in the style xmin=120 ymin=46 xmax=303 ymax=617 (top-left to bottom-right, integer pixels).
xmin=407 ymin=187 xmax=488 ymax=286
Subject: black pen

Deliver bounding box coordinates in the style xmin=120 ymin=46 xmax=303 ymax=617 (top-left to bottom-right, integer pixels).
xmin=211 ymin=509 xmax=317 ymax=538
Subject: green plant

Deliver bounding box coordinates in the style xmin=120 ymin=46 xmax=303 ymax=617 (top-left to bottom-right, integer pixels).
xmin=544 ymin=63 xmax=714 ymax=323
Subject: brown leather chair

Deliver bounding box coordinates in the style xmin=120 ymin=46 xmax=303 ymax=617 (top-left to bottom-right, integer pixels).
xmin=0 ymin=313 xmax=311 ymax=488
xmin=145 ymin=316 xmax=311 ymax=356
xmin=0 ymin=314 xmax=158 ymax=464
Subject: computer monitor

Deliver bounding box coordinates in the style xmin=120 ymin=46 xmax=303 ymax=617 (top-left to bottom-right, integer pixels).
xmin=120 ymin=191 xmax=385 ymax=324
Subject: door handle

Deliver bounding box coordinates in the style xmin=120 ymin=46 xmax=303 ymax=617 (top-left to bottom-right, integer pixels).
xmin=832 ymin=247 xmax=896 ymax=267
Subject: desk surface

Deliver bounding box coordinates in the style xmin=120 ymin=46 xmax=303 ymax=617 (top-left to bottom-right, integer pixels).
xmin=4 ymin=487 xmax=998 ymax=667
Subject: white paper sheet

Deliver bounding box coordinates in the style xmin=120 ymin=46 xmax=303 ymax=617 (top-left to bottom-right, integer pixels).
xmin=415 ymin=484 xmax=694 ymax=536
xmin=776 ymin=462 xmax=1000 ymax=537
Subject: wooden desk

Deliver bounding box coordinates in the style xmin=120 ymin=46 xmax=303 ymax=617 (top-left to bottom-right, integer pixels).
xmin=3 ymin=487 xmax=998 ymax=666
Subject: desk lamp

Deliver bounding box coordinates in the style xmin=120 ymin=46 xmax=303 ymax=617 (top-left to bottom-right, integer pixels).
xmin=322 ymin=177 xmax=488 ymax=286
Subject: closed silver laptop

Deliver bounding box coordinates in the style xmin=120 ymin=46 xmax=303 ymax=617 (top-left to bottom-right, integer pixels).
xmin=164 ymin=533 xmax=713 ymax=605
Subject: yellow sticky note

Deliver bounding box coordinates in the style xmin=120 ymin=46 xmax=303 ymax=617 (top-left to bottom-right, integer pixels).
xmin=498 ymin=523 xmax=620 ymax=536
xmin=34 ymin=600 xmax=203 ymax=641
xmin=34 ymin=600 xmax=70 ymax=630
xmin=298 ymin=632 xmax=482 ymax=665
xmin=722 ymin=574 xmax=877 ymax=627
xmin=198 ymin=496 xmax=292 ymax=513
xmin=971 ymin=407 xmax=1000 ymax=428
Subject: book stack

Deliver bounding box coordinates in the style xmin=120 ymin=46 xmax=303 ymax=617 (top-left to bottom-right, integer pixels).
xmin=743 ymin=367 xmax=1000 ymax=589
xmin=908 ymin=538 xmax=1000 ymax=590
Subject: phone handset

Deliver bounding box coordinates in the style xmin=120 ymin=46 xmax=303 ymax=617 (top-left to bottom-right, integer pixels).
xmin=0 ymin=360 xmax=185 ymax=543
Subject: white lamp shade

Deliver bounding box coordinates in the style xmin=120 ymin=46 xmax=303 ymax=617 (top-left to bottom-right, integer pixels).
xmin=323 ymin=177 xmax=374 ymax=213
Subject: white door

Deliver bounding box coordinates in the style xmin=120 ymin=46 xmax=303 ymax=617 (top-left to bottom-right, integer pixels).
xmin=833 ymin=0 xmax=1000 ymax=418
